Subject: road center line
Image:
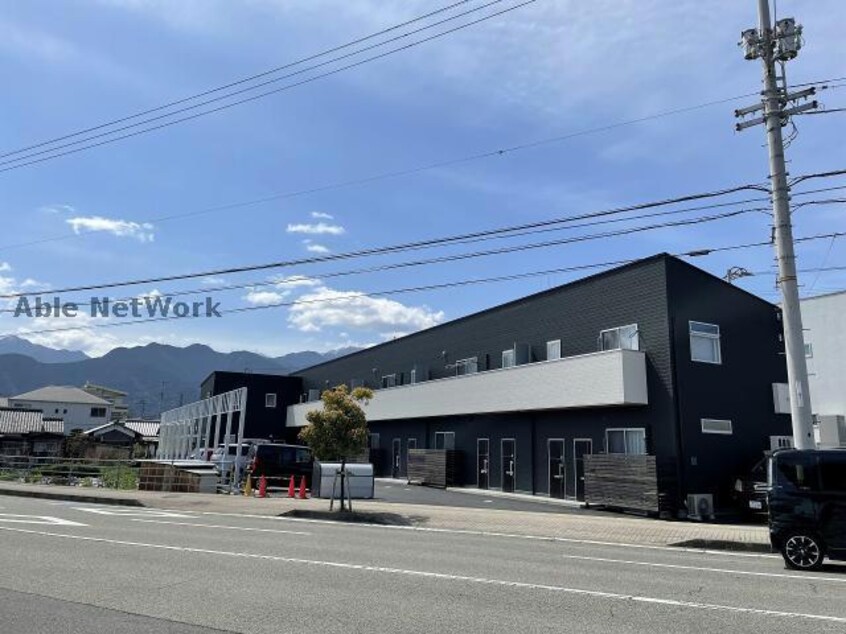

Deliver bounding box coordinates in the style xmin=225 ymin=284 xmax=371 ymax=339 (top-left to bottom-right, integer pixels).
xmin=130 ymin=519 xmax=311 ymax=536
xmin=0 ymin=525 xmax=841 ymax=624
xmin=560 ymin=553 xmax=846 ymax=583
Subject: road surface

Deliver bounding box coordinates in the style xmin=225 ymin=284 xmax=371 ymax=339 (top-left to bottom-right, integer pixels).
xmin=0 ymin=496 xmax=843 ymax=633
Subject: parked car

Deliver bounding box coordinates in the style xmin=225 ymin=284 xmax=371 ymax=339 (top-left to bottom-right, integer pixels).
xmin=246 ymin=443 xmax=313 ymax=488
xmin=210 ymin=443 xmax=252 ymax=476
xmin=732 ymin=456 xmax=769 ymax=514
xmin=768 ymin=449 xmax=846 ymax=570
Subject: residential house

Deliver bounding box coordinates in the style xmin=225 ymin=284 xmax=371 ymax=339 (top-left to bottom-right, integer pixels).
xmin=8 ymin=386 xmax=112 ymax=434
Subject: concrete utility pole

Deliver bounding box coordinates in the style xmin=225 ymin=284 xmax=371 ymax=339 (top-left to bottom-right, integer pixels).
xmin=736 ymin=0 xmax=817 ymax=449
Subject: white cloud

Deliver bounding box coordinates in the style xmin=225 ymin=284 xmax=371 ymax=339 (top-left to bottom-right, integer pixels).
xmin=0 ymin=262 xmax=10 ymax=272
xmin=67 ymin=216 xmax=155 ymax=242
xmin=286 ymin=222 xmax=345 ymax=236
xmin=288 ymin=285 xmax=444 ymax=334
xmin=305 ymin=243 xmax=330 ymax=254
xmin=201 ymin=276 xmax=227 ymax=286
xmin=270 ymin=274 xmax=321 ymax=289
xmin=243 ymin=290 xmax=288 ymax=306
xmin=311 ymin=211 xmax=334 ymax=220
xmin=39 ymin=204 xmax=75 ymax=214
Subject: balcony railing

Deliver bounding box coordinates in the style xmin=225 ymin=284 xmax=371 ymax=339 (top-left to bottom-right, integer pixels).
xmin=287 ymin=348 xmax=648 ymax=426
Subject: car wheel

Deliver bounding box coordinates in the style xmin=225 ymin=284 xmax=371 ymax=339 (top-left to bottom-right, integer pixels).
xmin=781 ymin=533 xmax=825 ymax=571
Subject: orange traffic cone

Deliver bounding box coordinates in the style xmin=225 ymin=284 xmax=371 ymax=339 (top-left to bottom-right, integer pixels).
xmin=298 ymin=476 xmax=307 ymax=499
xmin=258 ymin=475 xmax=267 ymax=499
xmin=287 ymin=476 xmax=296 ymax=498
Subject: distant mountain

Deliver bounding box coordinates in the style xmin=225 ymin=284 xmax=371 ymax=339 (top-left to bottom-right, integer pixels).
xmin=0 ymin=342 xmax=360 ymax=418
xmin=0 ymin=335 xmax=89 ymax=363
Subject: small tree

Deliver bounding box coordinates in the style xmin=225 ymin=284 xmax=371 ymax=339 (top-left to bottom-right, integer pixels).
xmin=298 ymin=384 xmax=373 ymax=510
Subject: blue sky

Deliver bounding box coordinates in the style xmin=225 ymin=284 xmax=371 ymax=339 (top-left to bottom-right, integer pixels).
xmin=1 ymin=0 xmax=844 ymax=357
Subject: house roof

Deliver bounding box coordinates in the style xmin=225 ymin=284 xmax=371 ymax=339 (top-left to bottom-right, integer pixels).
xmin=84 ymin=422 xmax=139 ymax=438
xmin=0 ymin=408 xmax=64 ymax=435
xmin=124 ymin=419 xmax=160 ymax=438
xmin=82 ymin=382 xmax=128 ymax=397
xmin=11 ymin=386 xmax=110 ymax=405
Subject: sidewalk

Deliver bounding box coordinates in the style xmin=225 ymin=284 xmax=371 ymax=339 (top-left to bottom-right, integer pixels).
xmin=0 ymin=482 xmax=771 ymax=551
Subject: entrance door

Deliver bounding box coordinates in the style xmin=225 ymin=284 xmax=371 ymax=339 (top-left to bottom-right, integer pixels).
xmin=391 ymin=438 xmax=401 ymax=478
xmin=548 ymin=439 xmax=565 ymax=498
xmin=573 ymin=439 xmax=593 ymax=501
xmin=477 ymin=438 xmax=490 ymax=489
xmin=501 ymin=439 xmax=516 ymax=493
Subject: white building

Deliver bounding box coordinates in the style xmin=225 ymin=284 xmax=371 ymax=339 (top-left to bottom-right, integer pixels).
xmin=801 ymin=290 xmax=846 ymax=448
xmin=8 ymin=386 xmax=112 ymax=434
xmin=82 ymin=382 xmax=129 ymax=421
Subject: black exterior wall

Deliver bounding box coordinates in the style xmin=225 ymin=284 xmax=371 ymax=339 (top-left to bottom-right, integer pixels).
xmin=664 ymin=257 xmax=790 ymax=507
xmin=284 ymin=254 xmax=790 ymax=509
xmin=200 ymin=371 xmax=302 ymax=443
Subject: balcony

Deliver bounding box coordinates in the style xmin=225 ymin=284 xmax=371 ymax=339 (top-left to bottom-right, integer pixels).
xmin=286 ymin=348 xmax=648 ymax=427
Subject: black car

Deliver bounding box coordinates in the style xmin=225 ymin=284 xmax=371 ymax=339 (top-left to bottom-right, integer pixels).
xmin=768 ymin=449 xmax=846 ymax=570
xmin=732 ymin=456 xmax=769 ymax=515
xmin=247 ymin=443 xmax=313 ymax=488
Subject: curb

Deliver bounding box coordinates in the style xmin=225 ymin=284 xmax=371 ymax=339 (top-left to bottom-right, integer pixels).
xmin=0 ymin=486 xmax=145 ymax=508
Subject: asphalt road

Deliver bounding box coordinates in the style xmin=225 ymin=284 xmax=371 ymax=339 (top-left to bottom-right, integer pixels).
xmin=0 ymin=495 xmax=844 ymax=633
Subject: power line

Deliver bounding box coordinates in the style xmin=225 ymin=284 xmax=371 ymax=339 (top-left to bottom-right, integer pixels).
xmin=6 ymin=231 xmax=844 ymax=340
xmin=0 ymin=199 xmax=774 ymax=312
xmin=0 ymin=179 xmax=771 ymax=298
xmin=0 ymin=0 xmax=478 ymax=161
xmin=0 ymin=0 xmax=537 ymax=173
xmin=3 ymin=98 xmax=843 ymax=256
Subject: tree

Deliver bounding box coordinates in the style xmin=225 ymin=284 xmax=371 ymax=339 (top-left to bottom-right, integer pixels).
xmin=298 ymin=384 xmax=372 ymax=510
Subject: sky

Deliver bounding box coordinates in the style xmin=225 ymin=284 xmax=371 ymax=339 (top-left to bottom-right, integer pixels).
xmin=0 ymin=0 xmax=844 ymax=358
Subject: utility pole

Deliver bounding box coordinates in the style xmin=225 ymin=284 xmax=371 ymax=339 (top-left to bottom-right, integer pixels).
xmin=735 ymin=1 xmax=817 ymax=449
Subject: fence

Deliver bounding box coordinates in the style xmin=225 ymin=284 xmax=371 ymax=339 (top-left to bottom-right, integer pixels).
xmin=407 ymin=449 xmax=459 ymax=488
xmin=0 ymin=455 xmax=142 ymax=491
xmin=583 ymin=454 xmax=677 ymax=515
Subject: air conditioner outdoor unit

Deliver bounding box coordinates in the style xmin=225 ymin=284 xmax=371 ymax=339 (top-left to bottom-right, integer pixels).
xmin=686 ymin=494 xmax=715 ymax=521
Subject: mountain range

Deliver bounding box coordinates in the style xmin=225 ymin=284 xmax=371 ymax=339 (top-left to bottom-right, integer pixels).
xmin=0 ymin=340 xmax=360 ymax=417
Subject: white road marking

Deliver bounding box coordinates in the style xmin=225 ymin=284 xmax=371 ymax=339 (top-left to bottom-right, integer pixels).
xmin=0 ymin=513 xmax=87 ymax=527
xmin=167 ymin=509 xmax=777 ymax=559
xmin=560 ymin=553 xmax=846 ymax=584
xmin=131 ymin=519 xmax=311 ymax=536
xmin=0 ymin=525 xmax=841 ymax=624
xmin=73 ymin=507 xmax=195 ymax=518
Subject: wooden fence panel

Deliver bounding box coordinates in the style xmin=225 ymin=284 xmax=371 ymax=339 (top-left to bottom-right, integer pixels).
xmin=407 ymin=449 xmax=458 ymax=488
xmin=584 ymin=454 xmax=676 ymax=514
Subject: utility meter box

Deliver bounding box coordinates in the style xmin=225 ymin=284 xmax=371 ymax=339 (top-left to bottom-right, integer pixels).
xmin=311 ymin=462 xmax=375 ymax=499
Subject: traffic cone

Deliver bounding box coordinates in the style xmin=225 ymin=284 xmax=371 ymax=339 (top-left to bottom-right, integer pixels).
xmin=258 ymin=475 xmax=267 ymax=499
xmin=287 ymin=476 xmax=296 ymax=498
xmin=298 ymin=476 xmax=307 ymax=499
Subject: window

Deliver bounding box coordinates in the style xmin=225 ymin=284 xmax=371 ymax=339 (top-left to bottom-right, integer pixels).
xmin=804 ymin=342 xmax=814 ymax=358
xmin=600 ymin=324 xmax=639 ymax=351
xmin=776 ymin=454 xmax=819 ymax=490
xmin=547 ymin=340 xmax=561 ymax=361
xmin=381 ymin=374 xmax=397 ymax=389
xmin=265 ymin=393 xmax=277 ymax=408
xmin=701 ymin=419 xmax=733 ymax=435
xmin=90 ymin=407 xmax=107 ymax=418
xmin=435 ymin=431 xmax=455 ymax=450
xmin=410 ymin=368 xmax=417 ymax=384
xmin=606 ymin=428 xmax=647 ymax=455
xmin=819 ymin=455 xmax=846 ymax=492
xmin=368 ymin=433 xmax=380 ymax=450
xmin=501 ymin=349 xmax=516 ymax=368
xmin=407 ymin=438 xmax=417 ymax=450
xmin=689 ymin=321 xmax=722 ymax=364
xmin=455 ymin=357 xmax=478 ymax=376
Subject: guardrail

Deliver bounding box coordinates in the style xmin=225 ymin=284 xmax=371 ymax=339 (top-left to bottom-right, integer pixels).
xmin=0 ymin=455 xmax=143 ymax=491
